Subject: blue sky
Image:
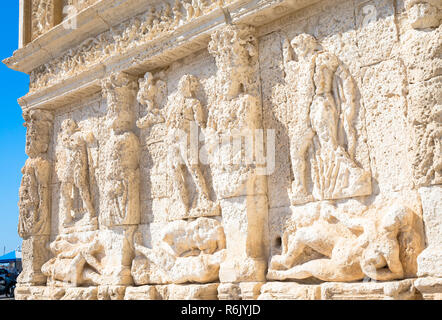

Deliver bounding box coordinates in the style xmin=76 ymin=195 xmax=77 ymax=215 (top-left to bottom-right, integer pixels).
xmin=0 ymin=2 xmax=29 ymax=255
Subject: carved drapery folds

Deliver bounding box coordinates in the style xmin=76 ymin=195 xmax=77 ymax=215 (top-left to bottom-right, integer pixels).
xmin=56 ymin=119 xmax=97 ymax=231
xmin=19 ymin=109 xmax=53 ymax=238
xmin=32 ymin=0 xmax=54 ymax=40
xmin=207 ymin=24 xmax=268 ymax=283
xmin=18 ymin=109 xmax=54 ymax=286
xmin=30 ymin=0 xmax=64 ymax=41
xmin=101 ymin=72 xmax=140 ymax=227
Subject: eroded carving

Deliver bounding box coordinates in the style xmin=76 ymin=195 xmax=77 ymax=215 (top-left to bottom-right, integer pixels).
xmin=131 ymin=218 xmax=226 ymax=284
xmin=18 ymin=109 xmax=53 ymax=238
xmin=284 ymin=34 xmax=371 ymax=205
xmin=101 ymin=72 xmax=140 ymax=227
xmin=136 ymin=72 xmax=166 ymax=129
xmin=405 ymin=0 xmax=441 ymax=29
xmin=32 ymin=0 xmax=54 ymax=40
xmin=29 ymin=0 xmax=232 ymax=93
xmin=165 ymin=75 xmax=219 ymax=218
xmin=207 ymin=24 xmax=263 ymax=198
xmin=42 ymin=231 xmax=104 ymax=286
xmin=268 ymin=201 xmax=424 ymax=282
xmin=56 ymin=119 xmax=97 ymax=230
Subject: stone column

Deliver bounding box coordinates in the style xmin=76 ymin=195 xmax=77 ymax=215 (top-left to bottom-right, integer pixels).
xmin=19 ymin=0 xmax=32 ymax=48
xmin=207 ymin=25 xmax=269 ymax=290
xmin=401 ymin=0 xmax=442 ymax=280
xmin=100 ymin=72 xmax=140 ymax=286
xmin=17 ymin=109 xmax=54 ymax=287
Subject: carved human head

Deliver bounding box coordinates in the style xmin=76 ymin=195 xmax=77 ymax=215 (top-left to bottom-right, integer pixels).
xmin=23 ymin=109 xmax=54 ymax=157
xmin=290 ymin=33 xmax=319 ymax=58
xmin=178 ymin=74 xmax=199 ymax=98
xmin=405 ymin=0 xmax=441 ymax=29
xmin=380 ymin=202 xmax=414 ymax=232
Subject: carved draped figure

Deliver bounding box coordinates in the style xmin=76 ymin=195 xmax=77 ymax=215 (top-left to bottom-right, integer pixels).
xmin=18 ymin=158 xmax=51 ymax=238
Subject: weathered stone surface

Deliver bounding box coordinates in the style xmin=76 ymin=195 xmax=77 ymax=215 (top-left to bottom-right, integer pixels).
xmin=417 ymin=185 xmax=442 ymax=277
xmin=6 ymin=0 xmax=442 ymax=300
xmin=321 ymin=279 xmax=419 ymax=300
xmin=414 ymin=277 xmax=442 ymax=300
xmin=258 ymin=282 xmax=321 ymax=300
xmin=124 ymin=283 xmax=219 ymax=300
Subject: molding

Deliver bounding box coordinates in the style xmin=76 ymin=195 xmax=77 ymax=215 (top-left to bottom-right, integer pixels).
xmin=8 ymin=0 xmax=321 ymax=111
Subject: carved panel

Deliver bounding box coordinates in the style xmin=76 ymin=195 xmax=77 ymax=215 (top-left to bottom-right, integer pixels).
xmin=101 ymin=72 xmax=140 ymax=227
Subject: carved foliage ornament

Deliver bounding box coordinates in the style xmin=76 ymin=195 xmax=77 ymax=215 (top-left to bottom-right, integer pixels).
xmin=29 ymin=0 xmax=236 ymax=93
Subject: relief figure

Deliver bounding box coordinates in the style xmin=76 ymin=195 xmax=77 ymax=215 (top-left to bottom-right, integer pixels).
xmin=268 ymin=201 xmax=422 ymax=282
xmin=285 ymin=34 xmax=371 ymax=205
xmin=56 ymin=119 xmax=96 ymax=228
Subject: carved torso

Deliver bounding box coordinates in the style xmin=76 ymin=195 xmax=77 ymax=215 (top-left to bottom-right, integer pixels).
xmin=18 ymin=157 xmax=51 ymax=238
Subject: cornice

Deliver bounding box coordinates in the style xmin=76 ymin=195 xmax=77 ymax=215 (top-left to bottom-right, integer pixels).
xmin=6 ymin=0 xmax=321 ymax=111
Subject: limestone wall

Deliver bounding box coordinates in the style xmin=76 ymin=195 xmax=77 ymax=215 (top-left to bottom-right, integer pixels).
xmin=6 ymin=0 xmax=441 ymax=300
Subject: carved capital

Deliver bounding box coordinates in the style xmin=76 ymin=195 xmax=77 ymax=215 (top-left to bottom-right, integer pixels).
xmin=23 ymin=108 xmax=54 ymax=158
xmin=208 ymin=24 xmax=259 ymax=100
xmin=102 ymin=72 xmax=138 ymax=132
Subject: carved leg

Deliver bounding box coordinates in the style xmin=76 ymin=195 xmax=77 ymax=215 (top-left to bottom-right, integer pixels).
xmin=61 ymin=182 xmax=74 ymax=226
xmin=175 ymin=164 xmax=189 ymax=207
xmin=289 ymin=131 xmax=314 ymax=205
xmin=76 ymin=174 xmax=95 ymax=219
xmin=270 ymin=222 xmax=337 ymax=270
xmin=269 ymin=259 xmax=333 ymax=281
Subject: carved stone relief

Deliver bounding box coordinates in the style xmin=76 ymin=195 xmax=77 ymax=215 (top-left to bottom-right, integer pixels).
xmin=164 ymin=74 xmax=220 ymax=219
xmin=402 ymin=0 xmax=442 ymax=286
xmin=207 ymin=24 xmax=268 ymax=283
xmin=19 ymin=109 xmax=54 ymax=239
xmin=31 ymin=0 xmax=54 ymax=40
xmin=101 ymin=72 xmax=140 ymax=227
xmin=268 ymin=200 xmax=424 ymax=282
xmin=8 ymin=0 xmax=442 ymax=300
xmin=29 ymin=0 xmax=240 ymax=93
xmin=17 ymin=109 xmax=54 ymax=287
xmin=55 ymin=119 xmax=97 ymax=231
xmin=132 ymin=217 xmax=225 ymax=285
xmin=42 ymin=231 xmax=103 ymax=286
xmin=283 ymin=34 xmax=372 ymax=205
